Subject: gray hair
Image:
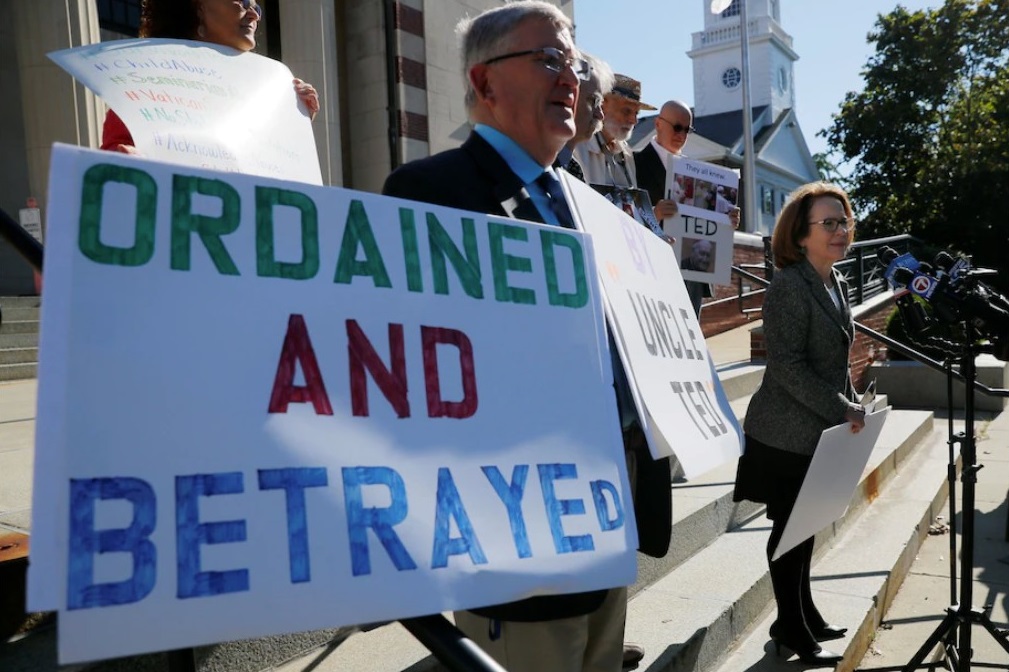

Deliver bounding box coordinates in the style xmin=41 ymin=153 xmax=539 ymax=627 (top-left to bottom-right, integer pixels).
xmin=582 ymin=51 xmax=614 ymax=95
xmin=457 ymin=1 xmax=574 ymax=110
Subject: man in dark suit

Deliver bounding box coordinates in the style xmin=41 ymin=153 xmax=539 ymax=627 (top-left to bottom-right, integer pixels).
xmin=383 ymin=3 xmax=670 ymax=670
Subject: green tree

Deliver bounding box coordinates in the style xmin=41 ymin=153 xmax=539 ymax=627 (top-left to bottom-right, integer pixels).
xmin=823 ymin=0 xmax=1009 ymax=291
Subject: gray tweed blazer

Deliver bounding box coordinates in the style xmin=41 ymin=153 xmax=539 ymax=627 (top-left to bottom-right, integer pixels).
xmin=743 ymin=257 xmax=857 ymax=455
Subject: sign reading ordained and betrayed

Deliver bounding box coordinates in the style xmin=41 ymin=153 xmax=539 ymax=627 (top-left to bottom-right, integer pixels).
xmin=29 ymin=145 xmax=636 ymax=664
xmin=48 ymin=39 xmax=322 ymax=184
xmin=563 ymin=175 xmax=742 ymax=478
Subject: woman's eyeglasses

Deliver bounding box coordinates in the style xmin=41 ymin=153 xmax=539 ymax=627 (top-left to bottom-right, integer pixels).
xmin=810 ymin=217 xmax=855 ymax=233
xmin=483 ymin=47 xmax=591 ymax=81
xmin=657 ymin=117 xmax=695 ymax=134
xmin=235 ymin=0 xmax=263 ymax=18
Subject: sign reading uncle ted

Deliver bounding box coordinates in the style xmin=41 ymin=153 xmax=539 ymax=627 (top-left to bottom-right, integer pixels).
xmin=30 ymin=145 xmax=636 ymax=664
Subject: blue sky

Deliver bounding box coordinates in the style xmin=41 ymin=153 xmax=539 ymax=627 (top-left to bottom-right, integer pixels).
xmin=573 ymin=0 xmax=941 ymax=163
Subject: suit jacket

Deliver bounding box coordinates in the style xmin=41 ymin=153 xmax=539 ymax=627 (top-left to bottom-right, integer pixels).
xmin=743 ymin=258 xmax=857 ymax=455
xmin=383 ymin=132 xmax=673 ymax=620
xmin=633 ymin=142 xmax=666 ymax=208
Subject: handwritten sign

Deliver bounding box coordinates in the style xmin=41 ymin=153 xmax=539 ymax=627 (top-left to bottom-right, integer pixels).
xmin=664 ymin=157 xmax=738 ymax=285
xmin=564 ymin=174 xmax=742 ymax=477
xmin=29 ymin=145 xmax=636 ymax=664
xmin=49 ymin=39 xmax=322 ymax=185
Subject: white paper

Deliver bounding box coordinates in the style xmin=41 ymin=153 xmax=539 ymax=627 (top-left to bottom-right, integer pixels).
xmin=48 ymin=38 xmax=322 ymax=184
xmin=772 ymin=407 xmax=891 ymax=560
xmin=563 ymin=174 xmax=743 ymax=478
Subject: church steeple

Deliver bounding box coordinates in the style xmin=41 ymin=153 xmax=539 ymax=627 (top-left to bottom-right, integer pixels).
xmin=687 ymin=0 xmax=797 ymax=120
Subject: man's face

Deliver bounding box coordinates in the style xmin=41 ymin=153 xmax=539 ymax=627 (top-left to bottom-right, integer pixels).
xmin=655 ymin=103 xmax=693 ymax=155
xmin=476 ymin=17 xmax=579 ymax=165
xmin=691 ymin=241 xmax=713 ymax=269
xmin=572 ymin=75 xmax=604 ymax=143
xmin=601 ymin=95 xmax=640 ymax=143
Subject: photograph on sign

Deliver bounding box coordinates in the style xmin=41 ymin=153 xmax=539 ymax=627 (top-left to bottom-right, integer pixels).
xmin=30 ymin=145 xmax=638 ymax=664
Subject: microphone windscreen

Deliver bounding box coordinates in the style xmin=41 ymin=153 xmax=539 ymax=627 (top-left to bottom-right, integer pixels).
xmin=878 ymin=246 xmax=899 ymax=267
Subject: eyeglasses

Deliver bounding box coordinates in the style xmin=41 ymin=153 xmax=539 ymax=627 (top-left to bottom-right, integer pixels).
xmin=810 ymin=217 xmax=855 ymax=233
xmin=235 ymin=0 xmax=263 ymax=18
xmin=483 ymin=47 xmax=591 ymax=81
xmin=657 ymin=117 xmax=695 ymax=134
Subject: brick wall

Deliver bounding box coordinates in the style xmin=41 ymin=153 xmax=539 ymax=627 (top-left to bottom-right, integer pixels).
xmin=699 ymin=241 xmax=768 ymax=338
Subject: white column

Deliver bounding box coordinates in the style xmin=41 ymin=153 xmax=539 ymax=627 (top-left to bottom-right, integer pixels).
xmin=279 ymin=0 xmax=344 ymax=186
xmin=12 ymin=0 xmax=103 ymax=220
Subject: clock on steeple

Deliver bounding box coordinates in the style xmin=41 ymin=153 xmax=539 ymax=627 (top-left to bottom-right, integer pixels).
xmin=687 ymin=0 xmax=798 ymax=119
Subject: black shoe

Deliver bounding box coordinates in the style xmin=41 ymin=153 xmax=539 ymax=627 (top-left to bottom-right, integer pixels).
xmin=769 ymin=622 xmax=843 ymax=667
xmin=622 ymin=642 xmax=644 ymax=669
xmin=810 ymin=624 xmax=848 ymax=642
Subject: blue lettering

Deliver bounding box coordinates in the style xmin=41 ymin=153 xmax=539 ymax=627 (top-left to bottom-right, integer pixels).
xmin=481 ymin=465 xmax=532 ymax=558
xmin=590 ymin=480 xmax=625 ymax=531
xmin=342 ymin=467 xmax=417 ymax=576
xmin=258 ymin=467 xmax=328 ymax=583
xmin=431 ymin=467 xmax=487 ymax=568
xmin=175 ymin=473 xmax=249 ymax=598
xmin=67 ymin=477 xmax=157 ymax=609
xmin=537 ymin=464 xmax=594 ymax=553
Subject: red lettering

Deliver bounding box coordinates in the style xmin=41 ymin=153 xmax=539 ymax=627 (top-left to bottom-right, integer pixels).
xmin=268 ymin=314 xmax=334 ymax=415
xmin=422 ymin=326 xmax=478 ymax=419
xmin=347 ymin=320 xmax=409 ymax=418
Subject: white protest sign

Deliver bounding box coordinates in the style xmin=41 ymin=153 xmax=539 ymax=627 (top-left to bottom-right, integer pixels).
xmin=18 ymin=206 xmax=42 ymax=242
xmin=664 ymin=157 xmax=737 ymax=285
xmin=563 ymin=174 xmax=742 ymax=478
xmin=773 ymin=407 xmax=891 ymax=560
xmin=30 ymin=144 xmax=636 ymax=664
xmin=49 ymin=39 xmax=322 ymax=185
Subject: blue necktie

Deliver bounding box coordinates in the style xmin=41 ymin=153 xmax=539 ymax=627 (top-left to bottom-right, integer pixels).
xmin=535 ymin=170 xmax=577 ymax=230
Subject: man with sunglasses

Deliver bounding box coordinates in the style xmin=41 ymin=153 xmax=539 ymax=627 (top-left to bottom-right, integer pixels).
xmin=636 ymin=100 xmax=740 ymax=315
xmin=383 ymin=3 xmax=647 ymax=670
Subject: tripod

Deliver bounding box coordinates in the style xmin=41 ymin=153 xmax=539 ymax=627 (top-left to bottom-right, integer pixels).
xmin=902 ymin=332 xmax=1009 ymax=672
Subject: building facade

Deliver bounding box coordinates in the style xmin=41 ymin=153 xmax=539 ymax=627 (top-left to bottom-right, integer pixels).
xmin=0 ymin=0 xmax=573 ymax=294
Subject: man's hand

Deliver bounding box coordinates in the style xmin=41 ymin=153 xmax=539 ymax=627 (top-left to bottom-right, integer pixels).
xmin=653 ymin=198 xmax=679 ymax=222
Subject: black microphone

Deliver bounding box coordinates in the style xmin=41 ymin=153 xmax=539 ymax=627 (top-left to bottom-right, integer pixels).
xmin=877 ymin=246 xmax=899 ymax=267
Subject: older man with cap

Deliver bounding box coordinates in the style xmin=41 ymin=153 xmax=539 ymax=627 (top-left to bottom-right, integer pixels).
xmin=573 ymin=74 xmax=655 ymax=188
xmin=382 ymin=3 xmax=665 ymax=670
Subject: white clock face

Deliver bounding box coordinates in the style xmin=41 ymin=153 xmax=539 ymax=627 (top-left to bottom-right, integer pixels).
xmin=777 ymin=67 xmax=789 ymax=93
xmin=722 ymin=67 xmax=741 ymax=89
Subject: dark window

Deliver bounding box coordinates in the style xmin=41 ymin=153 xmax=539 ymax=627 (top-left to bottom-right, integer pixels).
xmin=721 ymin=0 xmax=741 ymax=18
xmin=97 ymin=0 xmax=141 ymax=36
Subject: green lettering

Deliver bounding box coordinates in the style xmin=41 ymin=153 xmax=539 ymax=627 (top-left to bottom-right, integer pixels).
xmin=255 ymin=187 xmax=320 ymax=280
xmin=488 ymin=221 xmax=535 ymax=305
xmin=171 ymin=175 xmax=240 ymax=275
xmin=79 ymin=164 xmax=157 ymax=267
xmin=540 ymin=230 xmax=588 ymax=308
xmin=334 ymin=200 xmax=391 ymax=287
xmin=399 ymin=208 xmax=424 ymax=293
xmin=428 ymin=214 xmax=483 ymax=299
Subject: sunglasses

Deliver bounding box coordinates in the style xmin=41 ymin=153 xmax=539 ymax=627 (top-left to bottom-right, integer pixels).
xmin=657 ymin=117 xmax=695 ymax=134
xmin=234 ymin=0 xmax=263 ymax=18
xmin=483 ymin=47 xmax=591 ymax=81
xmin=810 ymin=217 xmax=855 ymax=233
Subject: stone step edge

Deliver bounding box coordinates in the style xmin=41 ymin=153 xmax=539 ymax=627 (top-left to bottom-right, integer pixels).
xmin=648 ymin=406 xmax=929 ymax=592
xmin=639 ymin=421 xmax=954 ymax=672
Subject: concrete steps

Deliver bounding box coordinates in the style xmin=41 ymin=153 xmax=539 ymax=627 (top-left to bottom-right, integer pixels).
xmin=0 ymin=298 xmax=39 ymax=382
xmin=253 ymin=366 xmax=945 ymax=672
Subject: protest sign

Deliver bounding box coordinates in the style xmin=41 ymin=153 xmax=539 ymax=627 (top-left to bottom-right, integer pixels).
xmin=663 ymin=157 xmax=737 ymax=285
xmin=563 ymin=174 xmax=742 ymax=478
xmin=29 ymin=144 xmax=635 ymax=664
xmin=49 ymin=39 xmax=322 ymax=184
xmin=772 ymin=407 xmax=891 ymax=560
xmin=590 ymin=185 xmax=663 ymax=238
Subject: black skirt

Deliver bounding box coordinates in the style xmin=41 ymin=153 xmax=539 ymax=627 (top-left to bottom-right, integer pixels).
xmin=733 ymin=434 xmax=813 ymax=520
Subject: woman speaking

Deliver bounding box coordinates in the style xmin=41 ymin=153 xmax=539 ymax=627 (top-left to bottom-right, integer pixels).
xmin=734 ymin=181 xmax=867 ymax=666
